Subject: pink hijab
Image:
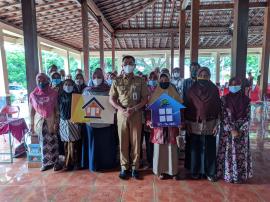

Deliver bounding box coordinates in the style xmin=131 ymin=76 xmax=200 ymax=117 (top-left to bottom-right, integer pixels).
xmin=29 ymin=73 xmax=58 ymax=118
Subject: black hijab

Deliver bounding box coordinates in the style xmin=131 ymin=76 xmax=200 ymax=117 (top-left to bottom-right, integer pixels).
xmin=58 ymin=79 xmax=77 ymax=120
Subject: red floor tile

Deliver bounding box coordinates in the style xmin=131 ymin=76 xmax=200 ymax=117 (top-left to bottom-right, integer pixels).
xmin=0 ymin=119 xmax=269 ymax=202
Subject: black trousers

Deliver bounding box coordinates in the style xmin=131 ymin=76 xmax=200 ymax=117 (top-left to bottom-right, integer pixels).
xmin=190 ymin=134 xmax=216 ymax=177
xmin=140 ymin=128 xmax=153 ymax=166
xmin=184 ymin=133 xmax=191 ymax=169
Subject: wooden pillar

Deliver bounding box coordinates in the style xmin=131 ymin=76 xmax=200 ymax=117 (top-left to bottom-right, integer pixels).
xmin=190 ymin=0 xmax=200 ymax=63
xmin=98 ymin=16 xmax=105 ymax=70
xmin=260 ymin=0 xmax=270 ymax=97
xmin=179 ymin=8 xmax=186 ymax=78
xmin=170 ymin=33 xmax=174 ymax=73
xmin=81 ymin=0 xmax=89 ymax=81
xmin=231 ymin=0 xmax=249 ymax=79
xmin=0 ymin=28 xmax=9 ymax=99
xmin=21 ymin=0 xmax=39 ymax=94
xmin=215 ymin=52 xmax=221 ymax=83
xmin=112 ymin=33 xmax=115 ymax=71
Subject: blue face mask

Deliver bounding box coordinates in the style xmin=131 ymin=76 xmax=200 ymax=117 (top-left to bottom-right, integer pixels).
xmin=106 ymin=79 xmax=112 ymax=85
xmin=229 ymin=85 xmax=241 ymax=93
xmin=52 ymin=78 xmax=61 ymax=85
xmin=148 ymin=80 xmax=157 ymax=87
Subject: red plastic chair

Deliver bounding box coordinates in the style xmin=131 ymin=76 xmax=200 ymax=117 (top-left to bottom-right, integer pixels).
xmin=0 ymin=105 xmax=20 ymax=118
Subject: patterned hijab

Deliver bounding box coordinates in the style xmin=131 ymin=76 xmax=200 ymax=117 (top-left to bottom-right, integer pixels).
xmin=224 ymin=77 xmax=250 ymax=121
xmin=29 ymin=73 xmax=58 ymax=118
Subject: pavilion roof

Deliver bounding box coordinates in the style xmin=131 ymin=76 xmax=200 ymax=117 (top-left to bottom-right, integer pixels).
xmin=0 ymin=0 xmax=266 ymax=51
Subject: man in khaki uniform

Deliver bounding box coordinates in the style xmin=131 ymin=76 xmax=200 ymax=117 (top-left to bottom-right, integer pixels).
xmin=109 ymin=55 xmax=148 ymax=180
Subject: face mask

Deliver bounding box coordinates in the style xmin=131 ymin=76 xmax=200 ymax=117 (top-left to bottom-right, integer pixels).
xmin=160 ymin=82 xmax=170 ymax=89
xmin=106 ymin=79 xmax=112 ymax=85
xmin=229 ymin=85 xmax=241 ymax=93
xmin=63 ymin=86 xmax=73 ymax=93
xmin=123 ymin=65 xmax=135 ymax=74
xmin=93 ymin=79 xmax=103 ymax=86
xmin=148 ymin=80 xmax=157 ymax=87
xmin=75 ymin=79 xmax=83 ymax=86
xmin=52 ymin=78 xmax=61 ymax=86
xmin=173 ymin=73 xmax=180 ymax=78
xmin=38 ymin=83 xmax=48 ymax=90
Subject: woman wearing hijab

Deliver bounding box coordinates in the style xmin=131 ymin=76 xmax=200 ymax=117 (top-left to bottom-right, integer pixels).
xmin=50 ymin=71 xmax=65 ymax=157
xmin=140 ymin=71 xmax=158 ymax=168
xmin=147 ymin=72 xmax=183 ymax=180
xmin=50 ymin=71 xmax=63 ymax=92
xmin=58 ymin=79 xmax=81 ymax=171
xmin=82 ymin=68 xmax=118 ymax=172
xmin=29 ymin=73 xmax=62 ymax=171
xmin=217 ymin=77 xmax=252 ymax=183
xmin=185 ymin=67 xmax=221 ymax=182
xmin=75 ymin=73 xmax=87 ymax=94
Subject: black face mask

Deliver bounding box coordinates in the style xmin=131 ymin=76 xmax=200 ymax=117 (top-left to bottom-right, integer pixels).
xmin=197 ymin=79 xmax=209 ymax=85
xmin=160 ymin=82 xmax=170 ymax=89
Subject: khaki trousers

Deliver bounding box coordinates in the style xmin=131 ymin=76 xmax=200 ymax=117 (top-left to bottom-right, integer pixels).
xmin=117 ymin=110 xmax=142 ymax=170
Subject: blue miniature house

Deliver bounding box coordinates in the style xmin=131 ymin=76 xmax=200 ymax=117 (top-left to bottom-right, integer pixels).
xmin=148 ymin=93 xmax=185 ymax=127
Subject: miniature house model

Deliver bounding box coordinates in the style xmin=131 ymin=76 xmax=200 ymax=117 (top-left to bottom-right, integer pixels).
xmin=82 ymin=97 xmax=105 ymax=119
xmin=148 ymin=93 xmax=185 ymax=127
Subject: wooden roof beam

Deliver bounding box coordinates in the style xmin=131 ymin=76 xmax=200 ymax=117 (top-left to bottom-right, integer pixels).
xmin=115 ymin=0 xmax=158 ymax=28
xmin=183 ymin=2 xmax=267 ymax=11
xmin=160 ymin=0 xmax=166 ymax=28
xmin=85 ymin=0 xmax=114 ymax=33
xmin=169 ymin=0 xmax=176 ymax=27
xmin=115 ymin=26 xmax=263 ymax=34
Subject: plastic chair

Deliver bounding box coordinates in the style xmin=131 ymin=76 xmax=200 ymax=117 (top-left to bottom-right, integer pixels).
xmin=0 ymin=105 xmax=20 ymax=163
xmin=0 ymin=105 xmax=20 ymax=118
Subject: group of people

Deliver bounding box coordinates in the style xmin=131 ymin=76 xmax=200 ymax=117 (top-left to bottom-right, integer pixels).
xmin=29 ymin=55 xmax=253 ymax=184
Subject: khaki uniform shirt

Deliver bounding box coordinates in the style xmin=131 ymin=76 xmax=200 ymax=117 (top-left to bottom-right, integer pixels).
xmin=109 ymin=74 xmax=149 ymax=108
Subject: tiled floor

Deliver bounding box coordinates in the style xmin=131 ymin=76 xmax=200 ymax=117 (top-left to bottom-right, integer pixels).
xmin=0 ymin=119 xmax=270 ymax=201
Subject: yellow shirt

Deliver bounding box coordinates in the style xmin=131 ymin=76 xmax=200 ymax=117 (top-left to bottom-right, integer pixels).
xmin=109 ymin=74 xmax=149 ymax=108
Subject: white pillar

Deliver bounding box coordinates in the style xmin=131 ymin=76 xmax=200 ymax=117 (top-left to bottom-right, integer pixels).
xmin=165 ymin=52 xmax=170 ymax=71
xmin=37 ymin=38 xmax=43 ymax=73
xmin=64 ymin=50 xmax=70 ymax=75
xmin=117 ymin=54 xmax=122 ymax=75
xmin=215 ymin=52 xmax=221 ymax=83
xmin=0 ymin=28 xmax=9 ymax=97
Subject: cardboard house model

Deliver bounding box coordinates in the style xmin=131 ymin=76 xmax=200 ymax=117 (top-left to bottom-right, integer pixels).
xmin=148 ymin=93 xmax=185 ymax=127
xmin=82 ymin=97 xmax=105 ymax=119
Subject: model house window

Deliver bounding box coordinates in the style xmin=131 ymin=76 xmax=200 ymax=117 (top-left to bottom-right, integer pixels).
xmin=90 ymin=108 xmax=96 ymax=116
xmin=159 ymin=107 xmax=173 ymax=122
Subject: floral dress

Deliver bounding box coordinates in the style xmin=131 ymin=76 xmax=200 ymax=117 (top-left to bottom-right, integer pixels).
xmin=217 ymin=97 xmax=253 ymax=183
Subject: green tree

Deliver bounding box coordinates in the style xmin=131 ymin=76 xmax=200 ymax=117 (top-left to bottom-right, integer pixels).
xmin=42 ymin=51 xmax=64 ymax=73
xmin=6 ymin=50 xmax=27 ymax=88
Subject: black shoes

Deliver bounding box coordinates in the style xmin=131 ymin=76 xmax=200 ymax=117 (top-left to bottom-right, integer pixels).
xmin=119 ymin=170 xmax=140 ymax=180
xmin=131 ymin=170 xmax=140 ymax=180
xmin=53 ymin=163 xmax=63 ymax=171
xmin=119 ymin=170 xmax=128 ymax=180
xmin=207 ymin=176 xmax=217 ymax=182
xmin=40 ymin=164 xmax=54 ymax=172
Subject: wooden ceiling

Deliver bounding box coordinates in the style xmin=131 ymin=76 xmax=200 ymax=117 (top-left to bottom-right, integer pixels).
xmin=0 ymin=0 xmax=267 ymax=51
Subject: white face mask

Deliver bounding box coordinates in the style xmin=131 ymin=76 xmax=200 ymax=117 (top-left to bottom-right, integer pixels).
xmin=63 ymin=86 xmax=73 ymax=93
xmin=93 ymin=79 xmax=103 ymax=86
xmin=75 ymin=79 xmax=83 ymax=85
xmin=173 ymin=72 xmax=180 ymax=78
xmin=123 ymin=65 xmax=135 ymax=74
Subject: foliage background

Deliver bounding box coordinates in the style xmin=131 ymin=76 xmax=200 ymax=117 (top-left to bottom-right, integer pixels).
xmin=5 ymin=45 xmax=261 ymax=88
